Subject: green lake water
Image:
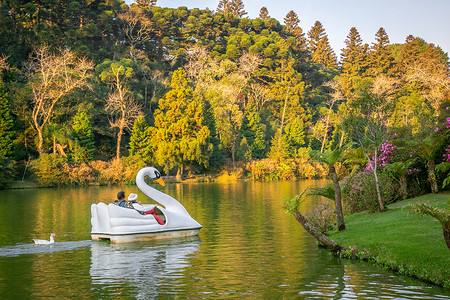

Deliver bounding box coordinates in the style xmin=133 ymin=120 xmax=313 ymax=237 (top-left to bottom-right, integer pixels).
xmin=0 ymin=180 xmax=449 ymax=299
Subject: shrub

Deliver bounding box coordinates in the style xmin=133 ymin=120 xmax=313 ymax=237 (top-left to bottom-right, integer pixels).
xmin=122 ymin=155 xmax=147 ymax=183
xmin=245 ymin=156 xmax=328 ymax=181
xmin=89 ymin=160 xmax=111 ymax=185
xmin=62 ymin=163 xmax=95 ymax=186
xmin=30 ymin=153 xmax=67 ymax=186
xmin=304 ymin=200 xmax=336 ymax=235
xmin=342 ymin=169 xmax=398 ymax=214
xmin=0 ymin=157 xmax=15 ymax=188
xmin=93 ymin=159 xmax=124 ymax=185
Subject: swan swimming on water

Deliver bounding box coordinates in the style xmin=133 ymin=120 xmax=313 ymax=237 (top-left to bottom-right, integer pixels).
xmin=90 ymin=167 xmax=202 ymax=243
xmin=32 ymin=233 xmax=56 ymax=245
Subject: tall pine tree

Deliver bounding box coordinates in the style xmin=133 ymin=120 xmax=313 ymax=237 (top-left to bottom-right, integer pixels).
xmin=339 ymin=27 xmax=370 ymax=101
xmin=229 ymin=0 xmax=247 ymax=18
xmin=283 ymin=10 xmax=308 ymax=55
xmin=259 ymin=7 xmax=270 ymax=20
xmin=0 ymin=88 xmax=14 ymax=158
xmin=240 ymin=101 xmax=266 ymax=159
xmin=151 ymin=69 xmax=213 ymax=180
xmin=129 ymin=116 xmax=151 ymax=160
xmin=368 ymin=27 xmax=395 ymax=76
xmin=308 ymin=21 xmax=337 ymax=69
xmin=340 ymin=27 xmax=369 ymax=76
xmin=71 ymin=110 xmax=95 ymax=163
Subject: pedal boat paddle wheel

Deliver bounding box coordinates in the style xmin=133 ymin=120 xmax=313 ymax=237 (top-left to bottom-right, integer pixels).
xmin=90 ymin=167 xmax=202 ymax=243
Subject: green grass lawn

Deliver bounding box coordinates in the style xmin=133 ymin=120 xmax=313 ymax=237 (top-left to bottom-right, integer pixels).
xmin=330 ymin=193 xmax=450 ymax=288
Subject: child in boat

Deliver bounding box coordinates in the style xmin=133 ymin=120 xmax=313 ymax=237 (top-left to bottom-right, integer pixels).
xmin=127 ymin=193 xmax=165 ymax=225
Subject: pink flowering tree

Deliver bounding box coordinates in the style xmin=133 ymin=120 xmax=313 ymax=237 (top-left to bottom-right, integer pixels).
xmin=345 ymin=77 xmax=398 ymax=211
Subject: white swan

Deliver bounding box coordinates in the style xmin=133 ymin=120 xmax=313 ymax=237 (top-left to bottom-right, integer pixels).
xmin=33 ymin=233 xmax=56 ymax=245
xmin=90 ymin=167 xmax=202 ymax=243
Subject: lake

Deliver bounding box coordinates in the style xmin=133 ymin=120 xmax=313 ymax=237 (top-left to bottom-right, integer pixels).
xmin=0 ymin=180 xmax=449 ymax=299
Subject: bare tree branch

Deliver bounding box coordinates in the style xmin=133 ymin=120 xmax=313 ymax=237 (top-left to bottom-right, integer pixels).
xmin=25 ymin=45 xmax=94 ymax=156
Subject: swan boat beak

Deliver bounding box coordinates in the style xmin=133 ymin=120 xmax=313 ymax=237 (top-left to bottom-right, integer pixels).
xmin=155 ymin=177 xmax=165 ymax=186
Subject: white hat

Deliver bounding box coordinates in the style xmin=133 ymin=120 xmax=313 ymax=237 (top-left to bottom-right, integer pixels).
xmin=128 ymin=193 xmax=138 ymax=202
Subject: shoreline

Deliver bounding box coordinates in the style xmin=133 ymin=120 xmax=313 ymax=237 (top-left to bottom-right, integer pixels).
xmin=330 ymin=194 xmax=450 ymax=288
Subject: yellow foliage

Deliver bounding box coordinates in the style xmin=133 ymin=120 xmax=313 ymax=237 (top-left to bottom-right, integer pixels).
xmin=215 ymin=170 xmax=239 ymax=183
xmin=245 ymin=157 xmax=329 ymax=181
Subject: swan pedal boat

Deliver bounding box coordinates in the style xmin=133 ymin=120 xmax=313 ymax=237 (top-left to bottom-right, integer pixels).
xmin=90 ymin=167 xmax=202 ymax=244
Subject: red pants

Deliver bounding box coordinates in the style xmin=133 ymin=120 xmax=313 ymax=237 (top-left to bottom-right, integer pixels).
xmin=145 ymin=208 xmax=164 ymax=225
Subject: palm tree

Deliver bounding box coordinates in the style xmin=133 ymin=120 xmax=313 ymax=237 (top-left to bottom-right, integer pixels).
xmin=408 ymin=135 xmax=443 ymax=193
xmin=310 ymin=146 xmax=350 ymax=231
xmin=407 ymin=202 xmax=450 ymax=250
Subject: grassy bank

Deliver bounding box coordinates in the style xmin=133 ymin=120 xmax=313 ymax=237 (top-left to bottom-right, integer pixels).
xmin=330 ymin=194 xmax=450 ymax=288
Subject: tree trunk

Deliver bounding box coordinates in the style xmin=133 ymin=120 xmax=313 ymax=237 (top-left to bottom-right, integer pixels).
xmin=37 ymin=127 xmax=44 ymax=157
xmin=427 ymin=160 xmax=438 ymax=193
xmin=372 ymin=149 xmax=385 ymax=211
xmin=399 ymin=176 xmax=407 ymax=200
xmin=338 ymin=129 xmax=345 ymax=148
xmin=330 ymin=166 xmax=345 ymax=231
xmin=443 ymin=228 xmax=450 ymax=251
xmin=373 ymin=170 xmax=385 ymax=211
xmin=176 ymin=165 xmax=183 ymax=181
xmin=229 ymin=113 xmax=236 ymax=166
xmin=294 ymin=211 xmax=343 ymax=252
xmin=116 ymin=124 xmax=124 ymax=160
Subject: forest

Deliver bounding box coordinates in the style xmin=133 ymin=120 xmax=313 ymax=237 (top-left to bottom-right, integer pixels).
xmin=0 ymin=0 xmax=449 ymax=206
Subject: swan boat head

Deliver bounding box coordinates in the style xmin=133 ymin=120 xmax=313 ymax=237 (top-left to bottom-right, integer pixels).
xmin=135 ymin=167 xmax=202 ymax=228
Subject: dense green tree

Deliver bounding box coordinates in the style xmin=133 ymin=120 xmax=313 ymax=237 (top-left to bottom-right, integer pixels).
xmin=266 ymin=53 xmax=308 ymax=155
xmin=240 ymin=101 xmax=266 ymax=159
xmin=268 ymin=131 xmax=291 ymax=161
xmin=70 ymin=110 xmax=95 ymax=163
xmin=202 ymin=99 xmax=222 ymax=169
xmin=129 ymin=116 xmax=151 ymax=159
xmin=0 ymin=88 xmax=14 ymax=158
xmin=151 ymin=69 xmax=213 ymax=180
xmin=284 ymin=116 xmax=306 ymax=155
xmin=399 ymin=35 xmax=423 ymax=73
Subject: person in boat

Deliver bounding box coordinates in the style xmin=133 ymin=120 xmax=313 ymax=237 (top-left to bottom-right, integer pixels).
xmin=127 ymin=193 xmax=165 ymax=225
xmin=113 ymin=191 xmax=127 ymax=207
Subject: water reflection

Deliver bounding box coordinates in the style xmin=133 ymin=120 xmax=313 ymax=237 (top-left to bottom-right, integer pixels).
xmin=297 ymin=262 xmax=450 ymax=300
xmin=1 ymin=183 xmax=450 ymax=299
xmin=0 ymin=240 xmax=91 ymax=257
xmin=90 ymin=237 xmax=200 ymax=298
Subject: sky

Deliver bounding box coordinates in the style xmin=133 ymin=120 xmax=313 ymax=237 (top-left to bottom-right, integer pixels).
xmin=126 ymin=0 xmax=450 ymax=58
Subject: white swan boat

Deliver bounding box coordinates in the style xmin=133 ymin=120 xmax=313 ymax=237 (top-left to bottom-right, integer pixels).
xmin=90 ymin=167 xmax=202 ymax=243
